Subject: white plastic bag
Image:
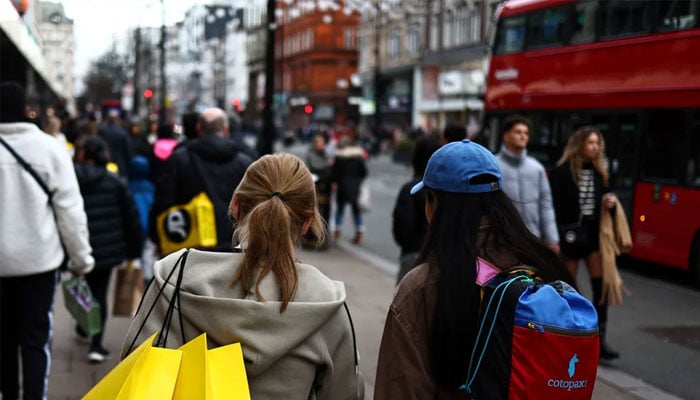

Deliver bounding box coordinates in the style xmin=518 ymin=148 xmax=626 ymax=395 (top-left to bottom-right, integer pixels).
xmin=358 ymin=181 xmax=371 ymax=213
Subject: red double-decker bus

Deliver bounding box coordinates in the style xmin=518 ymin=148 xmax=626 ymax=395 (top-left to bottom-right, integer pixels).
xmin=483 ymin=0 xmax=700 ymax=284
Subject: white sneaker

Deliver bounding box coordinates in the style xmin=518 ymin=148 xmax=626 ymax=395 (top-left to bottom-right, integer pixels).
xmin=88 ymin=348 xmax=111 ymax=363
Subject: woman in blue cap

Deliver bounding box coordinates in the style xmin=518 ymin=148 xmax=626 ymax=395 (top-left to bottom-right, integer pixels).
xmin=374 ymin=139 xmax=575 ymax=398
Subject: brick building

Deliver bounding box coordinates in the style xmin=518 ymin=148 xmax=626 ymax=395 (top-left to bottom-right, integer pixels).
xmin=276 ymin=1 xmax=360 ymax=131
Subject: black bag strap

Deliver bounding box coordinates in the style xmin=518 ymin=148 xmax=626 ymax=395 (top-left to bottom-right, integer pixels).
xmin=126 ymin=250 xmax=189 ymax=354
xmin=0 ymin=135 xmax=53 ymax=201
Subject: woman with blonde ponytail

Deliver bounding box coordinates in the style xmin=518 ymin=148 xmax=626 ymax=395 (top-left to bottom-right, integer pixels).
xmin=123 ymin=153 xmax=364 ymax=400
xmin=550 ymin=126 xmax=620 ymax=361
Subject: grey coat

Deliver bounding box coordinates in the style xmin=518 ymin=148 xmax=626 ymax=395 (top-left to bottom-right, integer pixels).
xmin=496 ymin=146 xmax=559 ymax=244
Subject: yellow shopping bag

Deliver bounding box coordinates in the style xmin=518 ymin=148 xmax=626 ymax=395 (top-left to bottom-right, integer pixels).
xmin=156 ymin=192 xmax=218 ymax=255
xmin=174 ymin=333 xmax=251 ymax=400
xmin=83 ymin=333 xmax=182 ymax=400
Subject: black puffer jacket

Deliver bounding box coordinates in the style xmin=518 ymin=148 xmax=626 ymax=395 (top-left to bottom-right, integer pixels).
xmin=74 ymin=164 xmax=143 ymax=269
xmin=149 ymin=135 xmax=255 ymax=249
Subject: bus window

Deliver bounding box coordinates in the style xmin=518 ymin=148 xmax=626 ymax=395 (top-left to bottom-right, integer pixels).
xmin=642 ymin=110 xmax=687 ymax=184
xmin=656 ymin=0 xmax=698 ymax=32
xmin=689 ymin=122 xmax=700 ymax=186
xmin=600 ymin=0 xmax=650 ymax=39
xmin=494 ymin=15 xmax=526 ymax=54
xmin=526 ymin=5 xmax=571 ymax=49
xmin=615 ymin=116 xmax=639 ymax=190
xmin=571 ymin=0 xmax=598 ymax=44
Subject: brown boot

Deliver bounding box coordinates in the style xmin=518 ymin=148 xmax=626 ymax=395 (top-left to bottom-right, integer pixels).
xmin=352 ymin=231 xmax=363 ymax=244
xmin=334 ymin=230 xmax=341 ymax=243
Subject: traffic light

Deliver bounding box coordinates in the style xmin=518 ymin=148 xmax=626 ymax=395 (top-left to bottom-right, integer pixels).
xmin=143 ymin=88 xmax=153 ymax=99
xmin=304 ymin=104 xmax=314 ymax=115
xmin=231 ymin=98 xmax=243 ymax=113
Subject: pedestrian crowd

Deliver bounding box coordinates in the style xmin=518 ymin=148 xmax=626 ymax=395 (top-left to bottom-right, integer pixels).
xmin=1 ymin=78 xmax=627 ymax=400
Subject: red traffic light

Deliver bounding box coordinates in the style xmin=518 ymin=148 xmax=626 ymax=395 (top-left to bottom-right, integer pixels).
xmin=304 ymin=104 xmax=313 ymax=114
xmin=231 ymin=98 xmax=240 ymax=106
xmin=143 ymin=89 xmax=153 ymax=99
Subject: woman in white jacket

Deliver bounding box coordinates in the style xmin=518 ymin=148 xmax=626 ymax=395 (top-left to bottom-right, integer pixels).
xmin=122 ymin=153 xmax=364 ymax=399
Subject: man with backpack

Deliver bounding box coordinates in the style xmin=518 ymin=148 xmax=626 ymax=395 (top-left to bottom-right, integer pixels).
xmin=149 ymin=107 xmax=255 ymax=254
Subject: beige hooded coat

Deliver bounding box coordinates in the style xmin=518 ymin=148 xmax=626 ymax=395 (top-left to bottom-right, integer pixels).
xmin=121 ymin=249 xmax=364 ymax=400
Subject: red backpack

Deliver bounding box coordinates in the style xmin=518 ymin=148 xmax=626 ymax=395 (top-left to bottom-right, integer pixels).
xmin=463 ymin=262 xmax=600 ymax=399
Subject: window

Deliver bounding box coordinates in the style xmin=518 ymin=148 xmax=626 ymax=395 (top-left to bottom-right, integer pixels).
xmin=443 ymin=10 xmax=453 ymax=48
xmin=526 ymin=5 xmax=570 ymax=49
xmin=657 ymin=0 xmax=698 ymax=32
xmin=600 ymin=0 xmax=649 ymax=39
xmin=407 ymin=22 xmax=421 ymax=56
xmin=429 ymin=13 xmax=439 ymax=50
xmin=344 ymin=28 xmax=356 ymax=49
xmin=387 ymin=27 xmax=400 ymax=58
xmin=494 ymin=15 xmax=525 ymax=54
xmin=469 ymin=3 xmax=482 ymax=43
xmin=571 ymin=0 xmax=598 ymax=44
xmin=642 ymin=110 xmax=688 ymax=183
xmin=453 ymin=6 xmax=468 ymax=46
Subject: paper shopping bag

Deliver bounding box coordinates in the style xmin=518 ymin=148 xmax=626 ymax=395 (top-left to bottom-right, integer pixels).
xmin=112 ymin=262 xmax=145 ymax=317
xmin=62 ymin=276 xmax=101 ymax=337
xmin=83 ymin=332 xmax=182 ymax=400
xmin=174 ymin=333 xmax=251 ymax=400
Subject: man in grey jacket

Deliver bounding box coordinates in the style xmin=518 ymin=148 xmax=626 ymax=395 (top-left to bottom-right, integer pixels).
xmin=496 ymin=115 xmax=560 ymax=252
xmin=0 ymin=81 xmax=94 ymax=399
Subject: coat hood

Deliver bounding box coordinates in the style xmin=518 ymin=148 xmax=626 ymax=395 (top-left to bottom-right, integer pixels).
xmin=184 ymin=135 xmax=243 ymax=163
xmin=129 ymin=249 xmax=347 ymax=378
xmin=128 ymin=155 xmax=151 ymax=180
xmin=74 ymin=163 xmax=107 ymax=188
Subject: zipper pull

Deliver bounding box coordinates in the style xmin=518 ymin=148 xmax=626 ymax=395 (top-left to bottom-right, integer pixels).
xmin=527 ymin=322 xmax=545 ymax=333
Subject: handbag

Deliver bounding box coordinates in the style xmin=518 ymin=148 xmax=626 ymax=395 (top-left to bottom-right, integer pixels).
xmin=156 ymin=152 xmax=217 ymax=255
xmin=358 ymin=181 xmax=371 ymax=213
xmin=0 ymin=135 xmax=68 ymax=269
xmin=559 ymin=217 xmax=589 ymax=259
xmin=112 ymin=261 xmax=145 ymax=317
xmin=62 ymin=276 xmax=102 ymax=337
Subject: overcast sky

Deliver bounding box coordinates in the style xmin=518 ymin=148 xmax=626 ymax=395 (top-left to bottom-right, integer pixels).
xmin=59 ymin=0 xmax=198 ymax=92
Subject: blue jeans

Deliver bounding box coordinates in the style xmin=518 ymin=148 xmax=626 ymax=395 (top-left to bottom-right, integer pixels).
xmin=335 ymin=199 xmax=363 ymax=231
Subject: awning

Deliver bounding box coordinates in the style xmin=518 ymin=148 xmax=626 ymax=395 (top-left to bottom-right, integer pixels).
xmin=0 ymin=1 xmax=68 ymax=100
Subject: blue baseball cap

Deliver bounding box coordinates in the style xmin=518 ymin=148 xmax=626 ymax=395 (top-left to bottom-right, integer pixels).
xmin=410 ymin=139 xmax=503 ymax=195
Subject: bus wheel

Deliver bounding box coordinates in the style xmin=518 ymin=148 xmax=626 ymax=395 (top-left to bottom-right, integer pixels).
xmin=691 ymin=236 xmax=700 ymax=288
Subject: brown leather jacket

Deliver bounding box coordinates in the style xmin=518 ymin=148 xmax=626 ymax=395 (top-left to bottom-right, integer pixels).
xmin=375 ymin=245 xmax=519 ymax=399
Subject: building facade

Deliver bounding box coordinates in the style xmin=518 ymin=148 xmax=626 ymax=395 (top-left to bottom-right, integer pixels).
xmin=37 ymin=1 xmax=75 ymax=113
xmin=275 ymin=0 xmax=361 ymax=131
xmin=358 ymin=0 xmax=499 ymax=135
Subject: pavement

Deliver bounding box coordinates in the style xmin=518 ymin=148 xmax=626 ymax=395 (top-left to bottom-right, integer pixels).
xmin=47 ymin=242 xmax=683 ymax=399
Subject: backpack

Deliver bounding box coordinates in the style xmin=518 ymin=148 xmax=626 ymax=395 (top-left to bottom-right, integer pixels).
xmin=463 ymin=261 xmax=600 ymax=400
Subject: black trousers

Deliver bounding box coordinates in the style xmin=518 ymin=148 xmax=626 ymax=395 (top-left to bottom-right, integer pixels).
xmin=0 ymin=269 xmax=58 ymax=400
xmin=84 ymin=267 xmax=113 ymax=350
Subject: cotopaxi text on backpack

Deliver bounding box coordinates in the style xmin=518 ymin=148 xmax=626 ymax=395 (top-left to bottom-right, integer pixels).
xmin=463 ymin=263 xmax=600 ymax=400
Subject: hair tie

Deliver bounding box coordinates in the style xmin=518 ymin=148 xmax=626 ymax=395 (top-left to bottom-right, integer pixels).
xmin=270 ymin=192 xmax=285 ymax=200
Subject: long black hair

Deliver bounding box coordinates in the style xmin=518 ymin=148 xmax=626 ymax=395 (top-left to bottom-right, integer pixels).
xmin=418 ymin=176 xmax=574 ymax=390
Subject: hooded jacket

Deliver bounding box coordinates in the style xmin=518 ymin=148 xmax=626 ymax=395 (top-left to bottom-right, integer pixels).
xmin=149 ymin=135 xmax=255 ymax=249
xmin=496 ymin=146 xmax=559 ymax=243
xmin=74 ymin=163 xmax=143 ymax=269
xmin=331 ymin=145 xmax=367 ymax=203
xmin=0 ymin=122 xmax=93 ymax=276
xmin=122 ymin=249 xmax=364 ymax=400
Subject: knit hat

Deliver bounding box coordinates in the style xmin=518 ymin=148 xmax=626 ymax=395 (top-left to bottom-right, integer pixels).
xmin=0 ymin=81 xmax=27 ymax=123
xmin=411 ymin=139 xmax=503 ymax=195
